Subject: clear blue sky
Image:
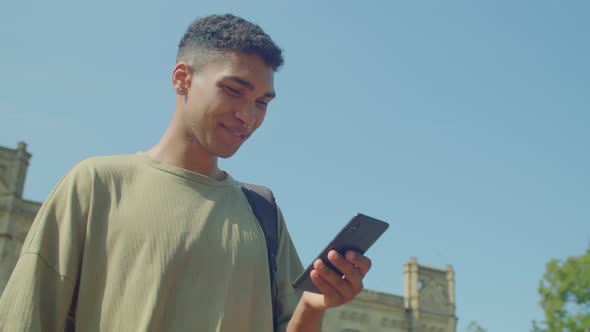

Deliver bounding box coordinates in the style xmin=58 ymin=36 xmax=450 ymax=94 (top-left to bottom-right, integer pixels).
xmin=1 ymin=1 xmax=588 ymax=331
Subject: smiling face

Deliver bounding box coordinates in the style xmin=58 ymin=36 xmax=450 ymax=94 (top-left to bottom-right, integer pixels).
xmin=174 ymin=52 xmax=276 ymax=159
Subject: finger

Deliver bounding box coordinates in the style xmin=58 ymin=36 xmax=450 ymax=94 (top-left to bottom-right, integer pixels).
xmin=326 ymin=251 xmax=364 ymax=293
xmin=344 ymin=251 xmax=372 ymax=277
xmin=313 ymin=258 xmax=357 ymax=300
xmin=309 ymin=269 xmax=342 ymax=301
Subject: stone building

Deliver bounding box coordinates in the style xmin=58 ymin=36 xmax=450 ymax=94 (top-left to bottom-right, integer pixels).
xmin=0 ymin=142 xmax=42 ymax=292
xmin=0 ymin=142 xmax=457 ymax=331
xmin=321 ymin=257 xmax=457 ymax=332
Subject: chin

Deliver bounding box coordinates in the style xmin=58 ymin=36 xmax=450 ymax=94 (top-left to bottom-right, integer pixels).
xmin=216 ymin=148 xmax=240 ymax=159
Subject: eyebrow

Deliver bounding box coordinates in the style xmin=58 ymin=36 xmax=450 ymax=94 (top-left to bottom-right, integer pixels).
xmin=223 ymin=76 xmax=276 ymax=99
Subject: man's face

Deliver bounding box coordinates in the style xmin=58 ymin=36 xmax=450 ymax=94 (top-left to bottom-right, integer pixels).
xmin=179 ymin=52 xmax=276 ymax=159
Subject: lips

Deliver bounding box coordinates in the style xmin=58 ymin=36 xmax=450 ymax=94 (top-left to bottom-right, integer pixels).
xmin=220 ymin=123 xmax=249 ymax=141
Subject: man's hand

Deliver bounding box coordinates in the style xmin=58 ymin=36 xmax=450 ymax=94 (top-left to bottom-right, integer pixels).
xmin=302 ymin=250 xmax=372 ymax=310
xmin=286 ymin=250 xmax=371 ymax=332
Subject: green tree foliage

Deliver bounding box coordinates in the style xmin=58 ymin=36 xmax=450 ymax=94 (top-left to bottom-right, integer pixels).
xmin=466 ymin=321 xmax=487 ymax=332
xmin=532 ymin=247 xmax=590 ymax=332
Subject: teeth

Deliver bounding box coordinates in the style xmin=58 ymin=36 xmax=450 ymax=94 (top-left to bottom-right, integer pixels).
xmin=222 ymin=124 xmax=245 ymax=138
xmin=230 ymin=129 xmax=243 ymax=137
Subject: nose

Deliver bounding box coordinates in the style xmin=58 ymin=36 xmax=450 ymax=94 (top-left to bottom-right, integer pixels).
xmin=234 ymin=104 xmax=256 ymax=129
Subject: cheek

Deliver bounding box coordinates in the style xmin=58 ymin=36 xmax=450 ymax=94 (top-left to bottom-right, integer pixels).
xmin=194 ymin=89 xmax=227 ymax=113
xmin=255 ymin=109 xmax=267 ymax=128
xmin=211 ymin=94 xmax=241 ymax=116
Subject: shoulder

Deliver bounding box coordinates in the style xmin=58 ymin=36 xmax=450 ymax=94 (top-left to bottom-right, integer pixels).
xmin=76 ymin=153 xmax=141 ymax=171
xmin=54 ymin=153 xmax=142 ymax=191
xmin=237 ymin=181 xmax=275 ymax=201
xmin=69 ymin=153 xmax=141 ymax=178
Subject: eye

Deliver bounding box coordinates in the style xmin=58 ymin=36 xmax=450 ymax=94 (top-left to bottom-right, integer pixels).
xmin=224 ymin=85 xmax=241 ymax=95
xmin=256 ymin=99 xmax=269 ymax=107
xmin=255 ymin=100 xmax=271 ymax=111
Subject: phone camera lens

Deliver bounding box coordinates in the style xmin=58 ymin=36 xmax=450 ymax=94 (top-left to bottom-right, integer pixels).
xmin=350 ymin=222 xmax=360 ymax=232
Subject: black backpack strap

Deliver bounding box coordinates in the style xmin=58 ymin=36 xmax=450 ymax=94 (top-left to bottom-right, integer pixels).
xmin=238 ymin=182 xmax=279 ymax=332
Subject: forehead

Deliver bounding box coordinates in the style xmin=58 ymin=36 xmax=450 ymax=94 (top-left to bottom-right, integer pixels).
xmin=200 ymin=52 xmax=275 ymax=92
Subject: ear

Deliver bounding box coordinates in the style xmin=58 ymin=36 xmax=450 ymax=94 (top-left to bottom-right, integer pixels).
xmin=172 ymin=62 xmax=192 ymax=94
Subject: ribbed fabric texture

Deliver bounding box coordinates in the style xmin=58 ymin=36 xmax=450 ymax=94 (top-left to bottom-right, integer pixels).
xmin=0 ymin=153 xmax=303 ymax=332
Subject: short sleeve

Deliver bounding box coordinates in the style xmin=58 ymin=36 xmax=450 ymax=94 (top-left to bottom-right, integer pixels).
xmin=0 ymin=160 xmax=92 ymax=331
xmin=274 ymin=207 xmax=304 ymax=332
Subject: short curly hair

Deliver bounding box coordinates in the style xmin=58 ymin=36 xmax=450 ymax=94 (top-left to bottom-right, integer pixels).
xmin=177 ymin=14 xmax=283 ymax=71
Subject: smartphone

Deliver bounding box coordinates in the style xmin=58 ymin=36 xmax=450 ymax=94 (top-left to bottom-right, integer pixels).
xmin=292 ymin=213 xmax=389 ymax=294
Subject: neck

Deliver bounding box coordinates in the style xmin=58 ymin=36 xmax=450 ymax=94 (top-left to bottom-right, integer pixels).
xmin=146 ymin=129 xmax=226 ymax=181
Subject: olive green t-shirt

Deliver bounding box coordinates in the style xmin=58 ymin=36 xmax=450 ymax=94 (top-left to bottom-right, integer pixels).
xmin=0 ymin=153 xmax=303 ymax=331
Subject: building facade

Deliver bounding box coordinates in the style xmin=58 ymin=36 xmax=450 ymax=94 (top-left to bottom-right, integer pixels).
xmin=321 ymin=257 xmax=457 ymax=332
xmin=0 ymin=142 xmax=42 ymax=293
xmin=0 ymin=142 xmax=457 ymax=331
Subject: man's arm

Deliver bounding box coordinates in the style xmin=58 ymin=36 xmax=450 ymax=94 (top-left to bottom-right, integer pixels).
xmin=0 ymin=161 xmax=90 ymax=331
xmin=286 ymin=250 xmax=372 ymax=332
xmin=0 ymin=253 xmax=78 ymax=331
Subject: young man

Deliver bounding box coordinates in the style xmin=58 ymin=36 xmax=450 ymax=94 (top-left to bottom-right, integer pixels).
xmin=0 ymin=14 xmax=371 ymax=332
